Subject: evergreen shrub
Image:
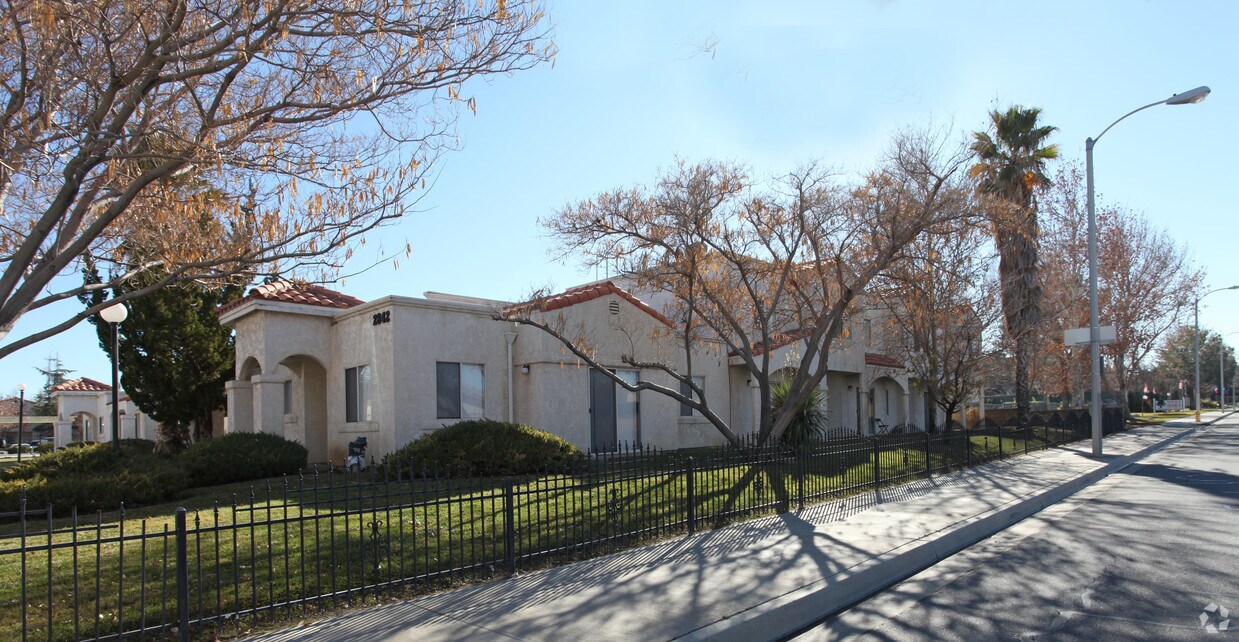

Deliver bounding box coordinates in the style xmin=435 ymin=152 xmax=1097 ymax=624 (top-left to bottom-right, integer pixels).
xmin=381 ymin=419 xmax=580 ymax=478
xmin=0 ymin=441 xmax=188 ymax=513
xmin=181 ymin=432 xmax=307 ymax=487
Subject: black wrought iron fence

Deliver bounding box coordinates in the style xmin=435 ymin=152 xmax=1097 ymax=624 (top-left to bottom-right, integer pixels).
xmin=0 ymin=409 xmax=1113 ymax=642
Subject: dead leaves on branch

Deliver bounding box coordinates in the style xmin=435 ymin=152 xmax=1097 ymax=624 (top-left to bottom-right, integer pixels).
xmin=0 ymin=0 xmax=552 ymax=352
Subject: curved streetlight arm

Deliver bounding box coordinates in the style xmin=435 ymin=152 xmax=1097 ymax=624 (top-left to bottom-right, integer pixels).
xmin=1201 ymin=285 xmax=1239 ymax=300
xmin=1090 ymin=99 xmax=1169 ymax=148
xmin=1089 ymin=86 xmax=1211 ymax=149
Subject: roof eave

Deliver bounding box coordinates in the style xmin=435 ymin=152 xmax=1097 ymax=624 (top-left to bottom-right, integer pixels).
xmin=218 ymin=299 xmax=345 ymax=325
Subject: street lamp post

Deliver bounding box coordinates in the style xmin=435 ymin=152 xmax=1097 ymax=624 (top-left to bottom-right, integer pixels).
xmin=1085 ymin=85 xmax=1210 ymax=455
xmin=1194 ymin=286 xmax=1239 ymax=422
xmin=16 ymin=383 xmax=25 ymax=463
xmin=100 ymin=302 xmax=129 ymax=451
xmin=1223 ymin=345 xmax=1229 ymax=410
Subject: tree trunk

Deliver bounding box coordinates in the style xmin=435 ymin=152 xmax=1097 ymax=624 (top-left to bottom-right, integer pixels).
xmin=195 ymin=410 xmax=215 ymax=442
xmin=1014 ymin=335 xmax=1032 ymax=421
xmin=940 ymin=400 xmax=959 ymax=432
xmin=1116 ymin=354 xmax=1133 ymax=420
xmin=153 ymin=423 xmax=187 ymax=456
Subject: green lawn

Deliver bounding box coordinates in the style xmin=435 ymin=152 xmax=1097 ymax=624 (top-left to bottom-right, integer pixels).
xmin=0 ymin=428 xmax=1083 ymax=641
xmin=1130 ymin=410 xmax=1197 ymax=425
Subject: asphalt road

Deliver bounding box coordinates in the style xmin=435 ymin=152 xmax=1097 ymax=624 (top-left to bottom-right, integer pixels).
xmin=794 ymin=414 xmax=1239 ymax=641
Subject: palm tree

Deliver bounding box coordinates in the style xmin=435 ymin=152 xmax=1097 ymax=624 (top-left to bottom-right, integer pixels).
xmin=970 ymin=106 xmax=1059 ymax=420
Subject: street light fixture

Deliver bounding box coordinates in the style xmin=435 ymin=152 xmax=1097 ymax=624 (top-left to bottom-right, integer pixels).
xmin=100 ymin=301 xmax=128 ymax=451
xmin=16 ymin=383 xmax=25 ymax=463
xmin=1194 ymin=290 xmax=1239 ymax=420
xmin=1085 ymin=85 xmax=1210 ymax=456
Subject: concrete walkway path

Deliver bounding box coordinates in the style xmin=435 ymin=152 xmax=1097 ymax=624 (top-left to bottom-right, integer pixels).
xmin=243 ymin=415 xmax=1221 ymax=642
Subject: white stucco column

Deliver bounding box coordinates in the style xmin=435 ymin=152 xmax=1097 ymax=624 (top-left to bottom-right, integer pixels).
xmin=903 ymin=392 xmax=911 ymax=427
xmin=858 ymin=372 xmax=869 ymax=434
xmin=504 ymin=332 xmax=517 ymax=422
xmin=251 ymin=374 xmax=288 ymax=437
xmin=225 ymin=380 xmax=254 ymax=433
xmin=54 ymin=421 xmax=73 ymax=448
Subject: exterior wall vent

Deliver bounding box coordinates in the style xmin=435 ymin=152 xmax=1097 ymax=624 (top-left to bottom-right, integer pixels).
xmin=609 ymin=300 xmax=621 ymax=315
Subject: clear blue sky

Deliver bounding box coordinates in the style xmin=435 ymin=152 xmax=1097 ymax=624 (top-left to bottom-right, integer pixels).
xmin=4 ymin=0 xmax=1237 ymax=396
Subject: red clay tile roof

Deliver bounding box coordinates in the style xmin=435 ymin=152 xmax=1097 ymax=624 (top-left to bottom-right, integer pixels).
xmin=865 ymin=352 xmax=903 ymax=368
xmin=505 ymin=281 xmax=674 ymax=328
xmin=217 ymin=280 xmax=364 ymax=316
xmin=52 ymin=377 xmax=112 ymax=393
xmin=0 ymin=398 xmax=35 ymax=415
xmin=730 ymin=328 xmax=815 ymax=357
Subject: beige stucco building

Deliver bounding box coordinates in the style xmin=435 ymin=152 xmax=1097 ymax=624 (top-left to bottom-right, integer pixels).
xmin=219 ymin=280 xmax=928 ymax=465
xmin=47 ymin=377 xmax=160 ymax=447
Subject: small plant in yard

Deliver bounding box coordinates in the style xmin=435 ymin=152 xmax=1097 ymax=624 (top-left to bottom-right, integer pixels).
xmin=380 ymin=419 xmax=580 ymax=477
xmin=771 ymin=381 xmax=828 ymax=447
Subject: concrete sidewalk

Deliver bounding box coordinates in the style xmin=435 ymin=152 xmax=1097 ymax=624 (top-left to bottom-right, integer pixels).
xmin=243 ymin=415 xmax=1221 ymax=642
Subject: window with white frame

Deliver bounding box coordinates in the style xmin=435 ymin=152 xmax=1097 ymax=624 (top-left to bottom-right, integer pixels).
xmin=345 ymin=365 xmax=372 ymax=423
xmin=437 ymin=362 xmax=484 ymax=419
xmin=680 ymin=375 xmax=705 ymax=417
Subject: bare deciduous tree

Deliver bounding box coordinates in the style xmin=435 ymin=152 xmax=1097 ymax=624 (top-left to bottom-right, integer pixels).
xmin=0 ymin=0 xmax=553 ymax=358
xmin=504 ymin=128 xmax=972 ymax=447
xmin=872 ymin=219 xmax=999 ymax=430
xmin=1037 ymin=164 xmax=1201 ymax=413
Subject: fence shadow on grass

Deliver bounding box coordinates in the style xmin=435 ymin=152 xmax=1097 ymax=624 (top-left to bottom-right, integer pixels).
xmin=0 ymin=408 xmax=1122 ymax=642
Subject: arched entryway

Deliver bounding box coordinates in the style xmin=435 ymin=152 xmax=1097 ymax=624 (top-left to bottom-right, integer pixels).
xmin=239 ymin=357 xmax=262 ymax=380
xmin=869 ymin=375 xmax=909 ymax=431
xmin=279 ymin=355 xmax=329 ymax=465
xmin=69 ymin=411 xmax=100 ymax=442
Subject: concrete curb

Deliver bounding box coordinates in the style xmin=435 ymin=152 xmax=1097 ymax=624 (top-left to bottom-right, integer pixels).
xmin=674 ymin=424 xmax=1200 ymax=642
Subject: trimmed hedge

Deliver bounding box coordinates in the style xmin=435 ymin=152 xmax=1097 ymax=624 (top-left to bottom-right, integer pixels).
xmin=381 ymin=419 xmax=580 ymax=477
xmin=181 ymin=432 xmax=308 ymax=487
xmin=1 ymin=439 xmax=159 ymax=482
xmin=0 ymin=441 xmax=188 ymax=513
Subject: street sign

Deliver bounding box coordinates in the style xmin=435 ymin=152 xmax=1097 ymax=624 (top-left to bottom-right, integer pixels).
xmin=1064 ymin=325 xmax=1116 ymax=346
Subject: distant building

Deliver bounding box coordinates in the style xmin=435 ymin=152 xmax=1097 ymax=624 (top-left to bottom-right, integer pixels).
xmin=47 ymin=377 xmax=159 ymax=446
xmin=0 ymin=395 xmax=48 ymax=445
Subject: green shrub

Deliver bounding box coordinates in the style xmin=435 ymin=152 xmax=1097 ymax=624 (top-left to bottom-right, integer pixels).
xmin=0 ymin=440 xmax=189 ymax=513
xmin=771 ymin=381 xmax=828 ymax=447
xmin=381 ymin=419 xmax=580 ymax=478
xmin=0 ymin=467 xmax=190 ymax=514
xmin=36 ymin=441 xmax=54 ymax=454
xmin=2 ymin=440 xmax=157 ymax=482
xmin=181 ymin=432 xmax=308 ymax=487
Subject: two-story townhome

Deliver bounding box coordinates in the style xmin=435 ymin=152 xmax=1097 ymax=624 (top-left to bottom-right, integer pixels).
xmin=219 ymin=279 xmax=927 ymax=464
